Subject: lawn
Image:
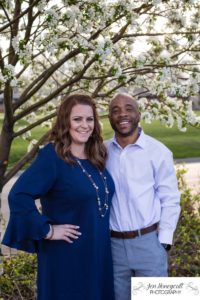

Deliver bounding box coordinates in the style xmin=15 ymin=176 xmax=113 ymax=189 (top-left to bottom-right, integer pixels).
xmin=102 ymin=115 xmax=200 ymax=158
xmin=0 ymin=111 xmax=200 ymax=168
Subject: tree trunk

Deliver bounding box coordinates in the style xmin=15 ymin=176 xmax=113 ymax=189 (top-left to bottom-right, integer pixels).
xmin=0 ymin=121 xmax=13 ymax=188
xmin=0 ymin=118 xmax=13 ymax=245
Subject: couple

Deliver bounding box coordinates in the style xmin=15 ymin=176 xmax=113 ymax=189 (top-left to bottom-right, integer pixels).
xmin=2 ymin=93 xmax=180 ymax=300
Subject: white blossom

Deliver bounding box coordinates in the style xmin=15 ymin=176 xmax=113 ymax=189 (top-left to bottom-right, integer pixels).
xmin=26 ymin=112 xmax=37 ymax=124
xmin=37 ymin=0 xmax=47 ymax=12
xmin=94 ymin=36 xmax=113 ymax=62
xmin=141 ymin=111 xmax=153 ymax=124
xmin=10 ymin=78 xmax=18 ymax=87
xmin=41 ymin=121 xmax=53 ymax=128
xmin=3 ymin=64 xmax=15 ymax=81
xmin=45 ymin=8 xmax=59 ymax=27
xmin=12 ymin=36 xmax=19 ymax=52
xmin=27 ymin=139 xmax=38 ymax=152
xmin=0 ymin=73 xmax=5 ymax=83
xmin=22 ymin=131 xmax=31 ymax=140
xmin=160 ymin=50 xmax=170 ymax=60
xmin=166 ymin=114 xmax=174 ymax=128
xmin=1 ymin=0 xmax=200 ymax=136
xmin=138 ymin=97 xmax=148 ymax=110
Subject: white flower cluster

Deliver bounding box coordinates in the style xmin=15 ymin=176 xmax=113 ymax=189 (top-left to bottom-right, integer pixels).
xmin=94 ymin=36 xmax=113 ymax=62
xmin=12 ymin=36 xmax=32 ymax=65
xmin=64 ymin=5 xmax=81 ymax=29
xmin=41 ymin=33 xmax=59 ymax=55
xmin=45 ymin=8 xmax=60 ymax=28
xmin=37 ymin=0 xmax=47 ymax=12
xmin=4 ymin=0 xmax=13 ymax=8
xmin=26 ymin=112 xmax=38 ymax=124
xmin=41 ymin=121 xmax=53 ymax=128
xmin=74 ymin=35 xmax=90 ymax=51
xmin=138 ymin=96 xmax=200 ymax=131
xmin=1 ymin=64 xmax=18 ymax=87
xmin=22 ymin=130 xmax=31 ymax=140
xmin=167 ymin=9 xmax=187 ymax=28
xmin=1 ymin=0 xmax=200 ymax=135
xmin=3 ymin=64 xmax=15 ymax=80
xmin=27 ymin=139 xmax=38 ymax=152
xmin=185 ymin=100 xmax=199 ymax=125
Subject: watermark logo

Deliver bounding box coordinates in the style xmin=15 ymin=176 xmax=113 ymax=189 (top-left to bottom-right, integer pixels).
xmin=131 ymin=277 xmax=200 ymax=300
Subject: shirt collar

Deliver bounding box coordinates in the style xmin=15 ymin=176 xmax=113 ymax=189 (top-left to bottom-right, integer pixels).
xmin=111 ymin=127 xmax=146 ymax=149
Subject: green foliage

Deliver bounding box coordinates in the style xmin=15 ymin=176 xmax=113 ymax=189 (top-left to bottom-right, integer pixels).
xmin=0 ymin=253 xmax=37 ymax=300
xmin=0 ymin=170 xmax=199 ymax=299
xmin=169 ymin=167 xmax=200 ymax=276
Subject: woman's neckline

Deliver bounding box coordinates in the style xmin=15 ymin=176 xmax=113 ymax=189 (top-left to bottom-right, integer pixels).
xmin=73 ymin=155 xmax=88 ymax=161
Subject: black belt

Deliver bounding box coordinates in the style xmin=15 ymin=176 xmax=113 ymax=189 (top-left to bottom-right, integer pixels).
xmin=110 ymin=223 xmax=158 ymax=239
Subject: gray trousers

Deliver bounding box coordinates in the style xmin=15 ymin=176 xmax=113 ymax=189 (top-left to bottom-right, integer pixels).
xmin=111 ymin=231 xmax=168 ymax=300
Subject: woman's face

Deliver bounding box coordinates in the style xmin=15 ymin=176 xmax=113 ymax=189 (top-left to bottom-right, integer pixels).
xmin=69 ymin=104 xmax=94 ymax=146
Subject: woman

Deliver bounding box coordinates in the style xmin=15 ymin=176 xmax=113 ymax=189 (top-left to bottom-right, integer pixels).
xmin=2 ymin=94 xmax=115 ymax=300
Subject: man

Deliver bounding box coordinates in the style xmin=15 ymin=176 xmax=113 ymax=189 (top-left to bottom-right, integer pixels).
xmin=106 ymin=93 xmax=181 ymax=300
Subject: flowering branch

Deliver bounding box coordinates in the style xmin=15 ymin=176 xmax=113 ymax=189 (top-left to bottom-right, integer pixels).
xmin=0 ymin=0 xmax=41 ymax=33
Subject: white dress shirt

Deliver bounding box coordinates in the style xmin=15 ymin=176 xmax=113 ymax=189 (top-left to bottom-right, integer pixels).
xmin=106 ymin=129 xmax=181 ymax=244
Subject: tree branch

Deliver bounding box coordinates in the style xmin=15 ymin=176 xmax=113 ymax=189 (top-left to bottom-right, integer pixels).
xmin=12 ymin=0 xmax=21 ymax=37
xmin=9 ymin=0 xmax=21 ymax=64
xmin=92 ymin=67 xmax=114 ymax=97
xmin=4 ymin=131 xmax=50 ymax=185
xmin=0 ymin=0 xmax=41 ymax=33
xmin=13 ymin=111 xmax=56 ymax=138
xmin=14 ymin=48 xmax=81 ymax=110
xmin=88 ymin=3 xmax=152 ymax=42
xmin=96 ymin=78 xmax=134 ymax=98
xmin=0 ymin=48 xmax=5 ymax=71
xmin=24 ymin=0 xmax=34 ymax=42
xmin=112 ymin=22 xmax=130 ymax=44
xmin=3 ymin=83 xmax=14 ymax=128
xmin=0 ymin=2 xmax=12 ymax=31
xmin=123 ymin=31 xmax=200 ymax=38
xmin=15 ymin=49 xmax=45 ymax=78
xmin=12 ymin=3 xmax=153 ymax=111
xmin=14 ymin=56 xmax=96 ymax=121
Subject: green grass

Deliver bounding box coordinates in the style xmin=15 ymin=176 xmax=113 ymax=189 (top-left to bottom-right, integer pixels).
xmin=0 ymin=112 xmax=200 ymax=169
xmin=10 ymin=126 xmax=48 ymax=165
xmin=102 ymin=113 xmax=200 ymax=158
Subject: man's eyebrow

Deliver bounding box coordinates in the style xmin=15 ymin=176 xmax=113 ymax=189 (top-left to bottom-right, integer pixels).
xmin=110 ymin=105 xmax=119 ymax=110
xmin=110 ymin=103 xmax=135 ymax=110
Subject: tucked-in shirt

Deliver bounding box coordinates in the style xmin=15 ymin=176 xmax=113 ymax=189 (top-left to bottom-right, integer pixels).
xmin=106 ymin=129 xmax=181 ymax=244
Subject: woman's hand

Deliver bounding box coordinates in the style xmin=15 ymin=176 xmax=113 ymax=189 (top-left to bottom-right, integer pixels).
xmin=45 ymin=224 xmax=81 ymax=243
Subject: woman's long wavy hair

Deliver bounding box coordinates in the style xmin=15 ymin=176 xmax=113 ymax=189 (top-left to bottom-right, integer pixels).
xmin=49 ymin=94 xmax=107 ymax=170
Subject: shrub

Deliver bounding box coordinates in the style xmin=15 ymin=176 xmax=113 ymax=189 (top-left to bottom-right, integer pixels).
xmin=0 ymin=252 xmax=37 ymax=300
xmin=169 ymin=166 xmax=200 ymax=276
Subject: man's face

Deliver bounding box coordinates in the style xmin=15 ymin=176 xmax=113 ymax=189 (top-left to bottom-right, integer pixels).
xmin=109 ymin=96 xmax=140 ymax=137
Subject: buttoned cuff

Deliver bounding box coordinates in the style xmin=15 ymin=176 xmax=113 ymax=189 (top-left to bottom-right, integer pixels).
xmin=158 ymin=229 xmax=174 ymax=245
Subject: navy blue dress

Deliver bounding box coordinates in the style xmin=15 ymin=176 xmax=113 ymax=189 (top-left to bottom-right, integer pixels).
xmin=2 ymin=143 xmax=115 ymax=300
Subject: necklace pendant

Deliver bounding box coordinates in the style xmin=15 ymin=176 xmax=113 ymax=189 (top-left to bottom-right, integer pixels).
xmin=76 ymin=159 xmax=109 ymax=218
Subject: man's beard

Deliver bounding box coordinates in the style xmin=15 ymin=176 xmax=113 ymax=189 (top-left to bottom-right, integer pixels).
xmin=111 ymin=120 xmax=139 ymax=137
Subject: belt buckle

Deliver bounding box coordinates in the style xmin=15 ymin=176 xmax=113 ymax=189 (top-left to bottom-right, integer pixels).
xmin=137 ymin=229 xmax=141 ymax=237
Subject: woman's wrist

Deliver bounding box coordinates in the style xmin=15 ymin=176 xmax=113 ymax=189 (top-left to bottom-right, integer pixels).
xmin=45 ymin=224 xmax=54 ymax=240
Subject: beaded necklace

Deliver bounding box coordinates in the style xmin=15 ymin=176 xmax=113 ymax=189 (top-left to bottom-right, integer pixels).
xmin=76 ymin=159 xmax=109 ymax=218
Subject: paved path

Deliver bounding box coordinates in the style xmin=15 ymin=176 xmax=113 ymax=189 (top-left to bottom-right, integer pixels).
xmin=1 ymin=159 xmax=200 ymax=255
xmin=174 ymin=158 xmax=200 ymax=194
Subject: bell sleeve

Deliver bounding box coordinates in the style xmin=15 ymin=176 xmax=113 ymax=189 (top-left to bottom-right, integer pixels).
xmin=2 ymin=144 xmax=57 ymax=253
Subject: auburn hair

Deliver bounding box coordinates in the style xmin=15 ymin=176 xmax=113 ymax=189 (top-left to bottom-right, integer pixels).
xmin=49 ymin=94 xmax=107 ymax=170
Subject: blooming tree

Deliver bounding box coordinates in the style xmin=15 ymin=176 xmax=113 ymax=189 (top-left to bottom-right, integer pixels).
xmin=0 ymin=0 xmax=200 ymax=193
